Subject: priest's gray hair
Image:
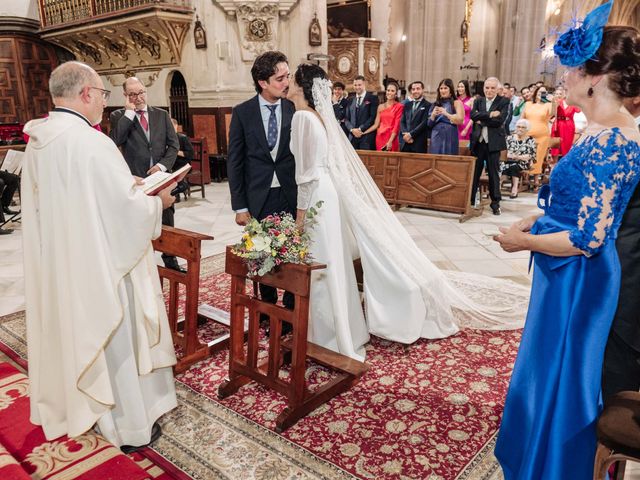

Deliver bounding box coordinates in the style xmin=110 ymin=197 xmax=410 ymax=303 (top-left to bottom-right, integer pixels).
xmin=49 ymin=61 xmax=97 ymax=99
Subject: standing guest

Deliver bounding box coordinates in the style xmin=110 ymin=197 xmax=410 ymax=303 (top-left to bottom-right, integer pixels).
xmin=0 ymin=170 xmax=19 ymax=235
xmin=602 ymin=92 xmax=640 ymax=401
xmin=227 ymin=50 xmax=297 ymax=327
xmin=469 ymin=77 xmax=510 ymax=215
xmin=501 ymin=119 xmax=536 ymax=198
xmin=549 ymin=85 xmax=580 ymax=163
xmin=332 ymin=81 xmax=349 ymax=136
xmin=502 ymin=84 xmax=516 ymax=131
xmin=170 ymin=118 xmax=194 ymax=201
xmin=363 ymin=81 xmax=404 ymax=151
xmin=494 ymin=12 xmax=640 ymax=478
xmin=110 ymin=77 xmax=182 ymax=272
xmin=344 ymin=75 xmax=379 ymax=150
xmin=508 ymin=87 xmax=525 ymax=133
xmin=522 ymin=84 xmax=556 ymax=185
xmin=456 ymin=80 xmax=474 ymax=141
xmin=400 ymin=80 xmax=430 ymax=153
xmin=22 ymin=61 xmax=178 ymax=452
xmin=427 ymin=78 xmax=464 ymax=155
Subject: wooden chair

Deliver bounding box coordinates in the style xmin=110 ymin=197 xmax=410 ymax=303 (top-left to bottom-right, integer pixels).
xmin=219 ymin=247 xmax=369 ymax=432
xmin=593 ymin=391 xmax=640 ymax=480
xmin=187 ymin=138 xmax=209 ymax=198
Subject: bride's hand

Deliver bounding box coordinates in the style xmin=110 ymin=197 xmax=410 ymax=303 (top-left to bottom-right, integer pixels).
xmin=295 ymin=209 xmax=306 ymax=232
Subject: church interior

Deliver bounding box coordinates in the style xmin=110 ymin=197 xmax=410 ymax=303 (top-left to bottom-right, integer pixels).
xmin=0 ymin=0 xmax=639 ymax=479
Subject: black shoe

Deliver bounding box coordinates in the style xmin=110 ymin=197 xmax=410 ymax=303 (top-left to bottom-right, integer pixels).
xmin=2 ymin=207 xmax=19 ymax=215
xmin=163 ymin=257 xmax=186 ymax=273
xmin=509 ymin=193 xmax=518 ymax=199
xmin=121 ymin=422 xmax=162 ymax=455
xmin=491 ymin=206 xmax=501 ymax=215
xmin=0 ymin=228 xmax=13 ymax=235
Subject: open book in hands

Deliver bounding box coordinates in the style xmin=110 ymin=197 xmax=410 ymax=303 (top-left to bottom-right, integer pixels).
xmin=141 ymin=164 xmax=191 ymax=195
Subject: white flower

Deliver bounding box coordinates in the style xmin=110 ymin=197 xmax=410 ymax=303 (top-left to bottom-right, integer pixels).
xmin=252 ymin=235 xmax=272 ymax=252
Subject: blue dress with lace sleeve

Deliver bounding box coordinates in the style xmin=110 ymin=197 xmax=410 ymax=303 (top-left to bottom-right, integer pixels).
xmin=495 ymin=128 xmax=640 ymax=479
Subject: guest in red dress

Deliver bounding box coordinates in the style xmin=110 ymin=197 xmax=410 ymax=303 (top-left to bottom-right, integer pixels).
xmin=364 ymin=82 xmax=404 ymax=151
xmin=550 ymin=86 xmax=580 ymax=163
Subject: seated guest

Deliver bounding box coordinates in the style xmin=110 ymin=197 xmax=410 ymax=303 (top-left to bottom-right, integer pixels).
xmin=332 ymin=81 xmax=349 ymax=135
xmin=170 ymin=118 xmax=194 ymax=201
xmin=0 ymin=170 xmax=19 ymax=235
xmin=427 ymin=78 xmax=464 ymax=155
xmin=501 ymin=119 xmax=536 ymax=198
xmin=344 ymin=75 xmax=379 ymax=150
xmin=363 ymin=81 xmax=404 ymax=151
xmin=401 ymin=80 xmax=431 ymax=153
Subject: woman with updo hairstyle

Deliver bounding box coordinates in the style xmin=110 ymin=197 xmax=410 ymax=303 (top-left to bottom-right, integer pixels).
xmin=363 ymin=81 xmax=404 ymax=151
xmin=494 ymin=8 xmax=640 ymax=478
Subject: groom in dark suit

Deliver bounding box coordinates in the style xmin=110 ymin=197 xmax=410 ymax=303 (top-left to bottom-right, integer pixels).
xmin=470 ymin=77 xmax=509 ymax=215
xmin=400 ymin=81 xmax=431 ymax=153
xmin=227 ymin=50 xmax=297 ymax=320
xmin=344 ymin=75 xmax=378 ymax=150
xmin=109 ymin=76 xmax=181 ymax=270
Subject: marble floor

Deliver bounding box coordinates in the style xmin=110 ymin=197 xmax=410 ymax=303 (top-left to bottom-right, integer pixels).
xmin=2 ymin=182 xmax=640 ymax=479
xmin=0 ymin=182 xmax=539 ymax=317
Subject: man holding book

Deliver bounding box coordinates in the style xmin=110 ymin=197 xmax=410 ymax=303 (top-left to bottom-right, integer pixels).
xmin=22 ymin=61 xmax=177 ymax=452
xmin=109 ymin=77 xmax=183 ymax=271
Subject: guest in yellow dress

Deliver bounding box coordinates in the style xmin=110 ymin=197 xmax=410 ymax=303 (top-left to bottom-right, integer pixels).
xmin=522 ymin=85 xmax=556 ymax=178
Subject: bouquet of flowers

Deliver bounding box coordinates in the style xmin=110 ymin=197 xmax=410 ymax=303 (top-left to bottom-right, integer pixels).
xmin=232 ymin=202 xmax=323 ymax=277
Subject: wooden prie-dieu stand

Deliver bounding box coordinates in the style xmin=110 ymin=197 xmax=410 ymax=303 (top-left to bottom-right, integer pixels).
xmin=219 ymin=246 xmax=369 ymax=432
xmin=152 ymin=226 xmax=221 ymax=373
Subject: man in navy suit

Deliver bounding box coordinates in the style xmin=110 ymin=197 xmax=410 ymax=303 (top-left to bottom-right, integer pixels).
xmin=400 ymin=81 xmax=431 ymax=153
xmin=110 ymin=77 xmax=181 ymax=270
xmin=344 ymin=75 xmax=378 ymax=150
xmin=227 ymin=50 xmax=297 ymax=319
xmin=332 ymin=81 xmax=349 ymax=136
xmin=469 ymin=77 xmax=509 ymax=215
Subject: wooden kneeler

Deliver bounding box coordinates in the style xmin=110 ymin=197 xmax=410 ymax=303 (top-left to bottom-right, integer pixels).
xmin=152 ymin=226 xmax=217 ymax=373
xmin=219 ymin=246 xmax=369 ymax=432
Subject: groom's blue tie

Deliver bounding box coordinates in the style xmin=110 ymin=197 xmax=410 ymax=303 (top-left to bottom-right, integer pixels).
xmin=266 ymin=104 xmax=278 ymax=151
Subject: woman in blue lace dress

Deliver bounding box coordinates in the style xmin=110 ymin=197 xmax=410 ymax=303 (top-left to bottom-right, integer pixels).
xmin=493 ymin=15 xmax=640 ymax=479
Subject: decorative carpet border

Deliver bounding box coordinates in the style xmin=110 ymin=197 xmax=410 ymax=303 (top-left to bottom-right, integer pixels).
xmin=0 ymin=252 xmax=505 ymax=480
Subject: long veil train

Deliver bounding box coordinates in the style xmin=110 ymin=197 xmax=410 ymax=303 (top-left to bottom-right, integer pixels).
xmin=311 ymin=78 xmax=529 ymax=343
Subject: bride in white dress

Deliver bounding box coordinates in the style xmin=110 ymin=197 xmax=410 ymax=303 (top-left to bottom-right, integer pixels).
xmin=287 ymin=64 xmax=527 ymax=361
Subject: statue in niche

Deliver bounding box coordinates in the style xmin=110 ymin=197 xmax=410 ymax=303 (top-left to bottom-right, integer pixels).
xmin=309 ymin=13 xmax=321 ymax=46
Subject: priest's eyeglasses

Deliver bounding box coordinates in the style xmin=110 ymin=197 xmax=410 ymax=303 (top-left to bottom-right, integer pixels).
xmin=88 ymin=86 xmax=111 ymax=100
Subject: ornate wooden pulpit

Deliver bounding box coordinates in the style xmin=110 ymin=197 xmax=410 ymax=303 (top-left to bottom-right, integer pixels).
xmin=219 ymin=247 xmax=369 ymax=432
xmin=152 ymin=226 xmax=217 ymax=373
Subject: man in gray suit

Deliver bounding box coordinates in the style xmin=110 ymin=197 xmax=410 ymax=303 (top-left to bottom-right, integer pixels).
xmin=110 ymin=77 xmax=182 ymax=271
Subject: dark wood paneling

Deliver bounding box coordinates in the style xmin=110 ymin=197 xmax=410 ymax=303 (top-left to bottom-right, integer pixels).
xmin=189 ymin=107 xmax=232 ymax=156
xmin=0 ymin=34 xmax=57 ymax=124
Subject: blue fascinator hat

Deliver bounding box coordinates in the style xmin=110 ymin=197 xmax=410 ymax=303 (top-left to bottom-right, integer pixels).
xmin=554 ymin=0 xmax=614 ymax=67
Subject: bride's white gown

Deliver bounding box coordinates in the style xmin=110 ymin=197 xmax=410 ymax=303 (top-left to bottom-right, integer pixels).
xmin=292 ymin=111 xmax=369 ymax=361
xmin=291 ymin=81 xmax=528 ymax=361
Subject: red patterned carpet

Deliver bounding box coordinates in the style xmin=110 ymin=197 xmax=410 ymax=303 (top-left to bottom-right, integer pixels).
xmin=0 ymin=255 xmax=521 ymax=479
xmin=169 ymin=263 xmax=521 ymax=479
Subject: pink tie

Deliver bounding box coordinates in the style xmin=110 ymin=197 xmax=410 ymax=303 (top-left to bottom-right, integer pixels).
xmin=137 ymin=111 xmax=148 ymax=131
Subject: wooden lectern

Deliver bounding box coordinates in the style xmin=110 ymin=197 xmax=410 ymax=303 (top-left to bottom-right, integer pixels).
xmin=219 ymin=247 xmax=369 ymax=432
xmin=152 ymin=226 xmax=218 ymax=373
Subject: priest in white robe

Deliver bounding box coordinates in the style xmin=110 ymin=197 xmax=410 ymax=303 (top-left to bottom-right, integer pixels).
xmin=21 ymin=61 xmax=178 ymax=450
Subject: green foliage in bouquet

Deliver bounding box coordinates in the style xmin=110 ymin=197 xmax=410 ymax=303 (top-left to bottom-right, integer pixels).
xmin=231 ymin=201 xmax=323 ymax=277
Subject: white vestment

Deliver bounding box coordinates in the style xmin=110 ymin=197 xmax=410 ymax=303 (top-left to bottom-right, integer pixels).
xmin=22 ymin=111 xmax=177 ymax=446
